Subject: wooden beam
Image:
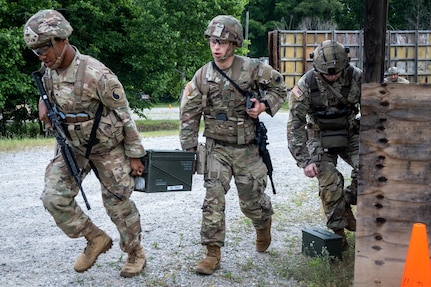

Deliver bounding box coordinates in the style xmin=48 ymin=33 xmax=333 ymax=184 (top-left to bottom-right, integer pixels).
xmin=363 ymin=0 xmax=388 ymax=83
xmin=354 ymin=83 xmax=431 ymax=286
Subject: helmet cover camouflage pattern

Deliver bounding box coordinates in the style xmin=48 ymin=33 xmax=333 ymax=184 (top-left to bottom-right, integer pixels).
xmin=312 ymin=40 xmax=349 ymax=75
xmin=204 ymin=15 xmax=244 ymax=47
xmin=23 ymin=9 xmax=73 ymax=48
xmin=388 ymin=67 xmax=398 ymax=75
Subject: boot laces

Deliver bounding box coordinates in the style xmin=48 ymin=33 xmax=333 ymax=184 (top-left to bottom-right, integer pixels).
xmin=127 ymin=251 xmax=137 ymax=263
xmin=83 ymin=240 xmax=95 ymax=255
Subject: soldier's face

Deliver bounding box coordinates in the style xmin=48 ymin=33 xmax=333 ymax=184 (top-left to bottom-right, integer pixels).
xmin=34 ymin=40 xmax=57 ymax=68
xmin=32 ymin=41 xmax=53 ymax=56
xmin=209 ymin=37 xmax=231 ymax=61
xmin=389 ymin=74 xmax=399 ymax=82
xmin=35 ymin=39 xmax=67 ymax=69
xmin=321 ymin=71 xmax=342 ymax=83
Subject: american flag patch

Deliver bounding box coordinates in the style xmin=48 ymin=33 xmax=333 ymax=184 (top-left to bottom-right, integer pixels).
xmin=291 ymin=85 xmax=303 ymax=100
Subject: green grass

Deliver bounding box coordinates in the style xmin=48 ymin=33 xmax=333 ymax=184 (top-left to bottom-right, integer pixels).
xmin=0 ymin=119 xmax=181 ymax=152
xmin=284 ymin=232 xmax=356 ymax=287
xmin=0 ymin=137 xmax=56 ymax=152
xmin=0 ymin=100 xmax=284 ymax=152
xmin=271 ymin=180 xmax=355 ymax=286
xmin=135 ymin=119 xmax=179 ymax=132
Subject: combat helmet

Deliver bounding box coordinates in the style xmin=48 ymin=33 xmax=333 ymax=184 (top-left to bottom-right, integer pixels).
xmin=388 ymin=67 xmax=399 ymax=75
xmin=204 ymin=15 xmax=244 ymax=47
xmin=23 ymin=9 xmax=73 ymax=48
xmin=310 ymin=40 xmax=350 ymax=75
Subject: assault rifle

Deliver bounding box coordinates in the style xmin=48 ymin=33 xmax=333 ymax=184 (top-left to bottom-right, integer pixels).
xmin=32 ymin=71 xmax=91 ymax=210
xmin=211 ymin=61 xmax=276 ymax=194
xmin=255 ymin=120 xmax=276 ymax=194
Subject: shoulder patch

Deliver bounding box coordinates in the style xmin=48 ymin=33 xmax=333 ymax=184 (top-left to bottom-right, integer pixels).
xmin=112 ymin=92 xmax=120 ymax=100
xmin=110 ymin=83 xmax=123 ymax=101
xmin=291 ymin=85 xmax=304 ymax=100
xmin=183 ymin=81 xmax=193 ymax=97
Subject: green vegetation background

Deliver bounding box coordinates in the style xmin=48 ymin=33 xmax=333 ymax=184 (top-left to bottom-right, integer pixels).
xmin=2 ymin=0 xmax=429 ymax=129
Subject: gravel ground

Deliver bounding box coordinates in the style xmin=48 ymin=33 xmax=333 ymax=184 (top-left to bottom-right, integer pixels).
xmin=0 ymin=107 xmax=350 ymax=287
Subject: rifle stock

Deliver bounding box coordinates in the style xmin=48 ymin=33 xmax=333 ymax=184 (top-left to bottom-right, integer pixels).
xmin=255 ymin=121 xmax=276 ymax=194
xmin=32 ymin=71 xmax=91 ymax=210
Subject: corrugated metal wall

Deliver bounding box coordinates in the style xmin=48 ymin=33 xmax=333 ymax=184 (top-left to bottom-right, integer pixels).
xmin=268 ymin=30 xmax=431 ymax=87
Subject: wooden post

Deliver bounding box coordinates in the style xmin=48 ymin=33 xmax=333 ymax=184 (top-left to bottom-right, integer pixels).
xmin=363 ymin=0 xmax=388 ymax=83
xmin=356 ymin=1 xmax=431 ymax=286
xmin=354 ymin=84 xmax=431 ymax=286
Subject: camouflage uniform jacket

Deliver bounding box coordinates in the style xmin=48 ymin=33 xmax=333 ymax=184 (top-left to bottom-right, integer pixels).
xmin=180 ymin=55 xmax=287 ymax=150
xmin=42 ymin=48 xmax=145 ymax=158
xmin=287 ymin=65 xmax=362 ymax=168
xmin=383 ymin=76 xmax=409 ymax=84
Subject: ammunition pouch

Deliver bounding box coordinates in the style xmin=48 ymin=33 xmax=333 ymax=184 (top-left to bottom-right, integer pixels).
xmin=64 ymin=113 xmax=90 ymax=123
xmin=196 ymin=142 xmax=206 ymax=175
xmin=315 ymin=109 xmax=349 ymax=153
xmin=63 ymin=119 xmax=96 ymax=147
xmin=207 ymin=152 xmax=221 ymax=179
xmin=205 ymin=138 xmax=220 ymax=179
xmin=320 ymin=130 xmax=349 ymax=152
xmin=62 ymin=110 xmax=124 ymax=151
xmin=314 ymin=109 xmax=348 ymax=131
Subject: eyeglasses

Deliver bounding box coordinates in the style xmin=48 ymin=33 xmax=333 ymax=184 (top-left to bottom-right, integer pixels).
xmin=31 ymin=41 xmax=53 ymax=56
xmin=208 ymin=38 xmax=230 ymax=47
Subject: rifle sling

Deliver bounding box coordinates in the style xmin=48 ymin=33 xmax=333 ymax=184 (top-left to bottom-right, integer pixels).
xmin=76 ymin=102 xmax=103 ymax=181
xmin=211 ymin=61 xmax=276 ymax=193
xmin=211 ymin=60 xmax=246 ymax=97
xmin=211 ymin=59 xmax=249 ymax=144
xmin=84 ymin=102 xmax=103 ymax=160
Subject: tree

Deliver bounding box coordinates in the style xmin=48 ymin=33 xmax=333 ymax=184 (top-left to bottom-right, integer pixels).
xmin=243 ymin=0 xmax=285 ymax=57
xmin=1 ymin=0 xmax=427 ymax=121
xmin=155 ymin=0 xmax=246 ymax=96
xmin=0 ymin=0 xmax=247 ymax=121
xmin=388 ymin=0 xmax=431 ymax=30
xmin=336 ymin=0 xmax=365 ymax=30
xmin=61 ymin=0 xmax=245 ymax=109
xmin=244 ymin=0 xmax=352 ymax=57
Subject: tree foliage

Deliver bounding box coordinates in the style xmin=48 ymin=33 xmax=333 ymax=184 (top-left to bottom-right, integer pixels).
xmin=2 ymin=0 xmax=245 ymax=116
xmin=244 ymin=0 xmax=431 ymax=57
xmin=0 ymin=0 xmax=427 ymax=120
xmin=387 ymin=0 xmax=431 ymax=30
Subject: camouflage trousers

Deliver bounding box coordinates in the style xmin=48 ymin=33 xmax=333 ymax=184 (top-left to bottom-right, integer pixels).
xmin=316 ymin=134 xmax=358 ymax=231
xmin=40 ymin=144 xmax=142 ymax=253
xmin=200 ymin=141 xmax=274 ymax=247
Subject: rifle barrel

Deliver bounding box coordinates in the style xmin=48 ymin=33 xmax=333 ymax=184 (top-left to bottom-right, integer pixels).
xmin=32 ymin=71 xmax=91 ymax=210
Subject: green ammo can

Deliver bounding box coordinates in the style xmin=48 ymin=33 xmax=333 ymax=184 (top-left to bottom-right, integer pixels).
xmin=135 ymin=149 xmax=195 ymax=193
xmin=301 ymin=227 xmax=343 ymax=260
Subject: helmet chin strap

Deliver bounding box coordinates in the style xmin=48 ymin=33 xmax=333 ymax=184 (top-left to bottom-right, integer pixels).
xmin=50 ymin=39 xmax=69 ymax=70
xmin=217 ymin=42 xmax=235 ymax=63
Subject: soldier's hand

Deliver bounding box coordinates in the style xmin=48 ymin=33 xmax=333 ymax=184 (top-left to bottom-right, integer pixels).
xmin=304 ymin=163 xmax=318 ymax=178
xmin=246 ymin=98 xmax=266 ymax=119
xmin=38 ymin=101 xmax=51 ymax=129
xmin=130 ymin=157 xmax=145 ymax=177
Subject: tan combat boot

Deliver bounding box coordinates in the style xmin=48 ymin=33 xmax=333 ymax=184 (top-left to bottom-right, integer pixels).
xmin=74 ymin=223 xmax=113 ymax=273
xmin=256 ymin=217 xmax=272 ymax=252
xmin=345 ymin=205 xmax=356 ymax=232
xmin=333 ymin=229 xmax=348 ymax=251
xmin=196 ymin=245 xmax=221 ymax=275
xmin=120 ymin=245 xmax=146 ymax=278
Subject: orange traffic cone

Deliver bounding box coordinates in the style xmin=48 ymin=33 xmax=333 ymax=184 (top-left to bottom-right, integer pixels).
xmin=400 ymin=223 xmax=431 ymax=286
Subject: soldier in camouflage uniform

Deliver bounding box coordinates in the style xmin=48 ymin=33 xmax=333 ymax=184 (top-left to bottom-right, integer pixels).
xmin=180 ymin=15 xmax=287 ymax=275
xmin=287 ymin=40 xmax=361 ymax=248
xmin=23 ymin=9 xmax=146 ymax=277
xmin=384 ymin=66 xmax=410 ymax=83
